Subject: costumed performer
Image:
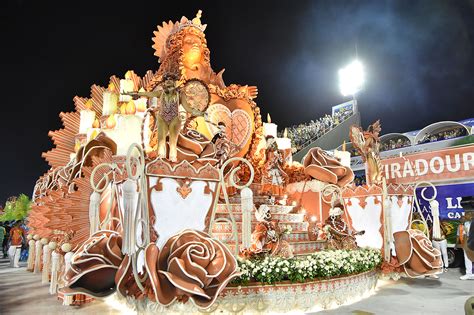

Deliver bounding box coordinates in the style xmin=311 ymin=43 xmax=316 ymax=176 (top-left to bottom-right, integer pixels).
xmin=8 ymin=222 xmax=24 ymax=268
xmin=459 ymin=210 xmax=474 ymax=280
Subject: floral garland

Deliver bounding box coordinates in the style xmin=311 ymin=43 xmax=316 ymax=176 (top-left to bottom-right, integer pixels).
xmin=233 ymin=248 xmax=382 ymax=285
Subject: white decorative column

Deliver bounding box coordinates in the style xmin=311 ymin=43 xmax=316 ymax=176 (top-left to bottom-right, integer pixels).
xmin=79 ymin=107 xmax=95 ymax=134
xmin=241 ymin=187 xmax=253 ymax=249
xmin=430 ymin=200 xmax=441 ymax=240
xmin=41 ymin=240 xmax=51 ymax=284
xmin=89 ymin=191 xmax=101 ymax=234
xmin=383 ymin=197 xmax=392 ymax=261
xmin=334 ymin=149 xmax=351 ymax=167
xmin=63 ymin=247 xmax=74 ymax=306
xmin=102 ymin=84 xmax=118 ymax=116
xmin=119 ymin=72 xmax=134 ymax=102
xmin=27 ymin=235 xmax=35 ymax=271
xmin=122 ymin=179 xmax=138 ymax=255
xmin=49 ymin=250 xmax=61 ymax=294
xmin=34 ymin=236 xmax=42 ymax=273
xmin=263 ymin=114 xmax=278 ymax=138
xmin=48 ymin=241 xmax=59 ymax=295
xmin=382 ymin=178 xmax=392 ymax=262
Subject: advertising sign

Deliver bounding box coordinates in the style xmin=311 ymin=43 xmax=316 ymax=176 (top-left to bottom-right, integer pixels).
xmin=415 ymin=183 xmax=471 ymax=244
xmin=331 ymin=100 xmax=356 ymax=116
xmin=382 ymin=145 xmax=474 ymax=184
xmin=415 ymin=182 xmax=472 ymax=221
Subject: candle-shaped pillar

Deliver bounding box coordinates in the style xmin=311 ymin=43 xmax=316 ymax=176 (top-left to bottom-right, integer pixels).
xmin=102 ymin=83 xmax=118 ymax=116
xmin=135 ymin=88 xmax=148 ymax=118
xmin=79 ymin=100 xmax=95 ymax=134
xmin=276 ymin=127 xmax=292 ymax=164
xmin=117 ymin=121 xmax=142 ymax=156
xmin=109 ymin=101 xmax=142 ymax=156
xmin=104 ymin=114 xmax=120 ymax=152
xmin=69 ymin=153 xmax=76 ymax=163
xmin=334 ymin=141 xmax=351 ymax=167
xmin=105 ymin=114 xmax=117 ymax=130
xmin=263 ymin=113 xmax=277 ymax=138
xmin=120 ymin=71 xmax=135 ymax=102
xmin=125 ymin=100 xmax=136 ymax=115
xmin=276 ymin=128 xmax=292 ymax=150
xmin=86 ymin=118 xmax=101 ymax=142
xmin=74 ymin=134 xmax=87 ymax=153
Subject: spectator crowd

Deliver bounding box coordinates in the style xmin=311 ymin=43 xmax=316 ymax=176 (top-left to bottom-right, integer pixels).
xmin=283 ymin=107 xmax=354 ymax=152
xmin=281 ymin=109 xmax=469 ymax=158
xmin=353 ymin=174 xmax=367 ymax=186
xmin=380 ymin=137 xmax=411 ymax=151
xmin=348 ymin=127 xmax=467 ymax=157
xmin=349 ymin=147 xmax=360 ymax=157
xmin=417 ymin=127 xmax=467 ymax=144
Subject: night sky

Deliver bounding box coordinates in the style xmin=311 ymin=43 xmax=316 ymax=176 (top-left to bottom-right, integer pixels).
xmin=0 ymin=0 xmax=473 ymax=203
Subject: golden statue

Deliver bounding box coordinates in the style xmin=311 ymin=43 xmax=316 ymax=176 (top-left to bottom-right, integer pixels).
xmin=350 ymin=120 xmax=384 ymax=185
xmin=150 ymin=10 xmax=224 ymax=87
xmin=146 ymin=10 xmax=262 ymax=163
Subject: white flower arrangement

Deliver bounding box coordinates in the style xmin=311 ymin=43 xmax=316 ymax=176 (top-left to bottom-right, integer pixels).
xmin=234 ymin=248 xmax=382 ymax=285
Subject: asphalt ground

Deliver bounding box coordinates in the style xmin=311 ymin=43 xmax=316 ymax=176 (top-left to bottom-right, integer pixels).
xmin=0 ymin=258 xmax=472 ymax=314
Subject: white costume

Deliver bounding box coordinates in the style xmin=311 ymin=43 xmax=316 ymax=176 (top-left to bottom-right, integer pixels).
xmin=8 ymin=245 xmax=21 ymax=268
xmin=461 ymin=220 xmax=473 ymax=280
xmin=430 ymin=200 xmax=449 ymax=269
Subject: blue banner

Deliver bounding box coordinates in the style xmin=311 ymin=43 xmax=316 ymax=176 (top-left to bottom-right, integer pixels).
xmin=331 ymin=100 xmax=355 ymax=116
xmin=415 ymin=182 xmax=473 ymax=221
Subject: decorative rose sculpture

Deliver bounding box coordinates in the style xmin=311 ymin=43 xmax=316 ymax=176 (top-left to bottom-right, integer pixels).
xmin=393 ymin=229 xmax=443 ymax=277
xmin=64 ymin=229 xmax=239 ymax=309
xmin=148 ymin=128 xmax=219 ymax=167
xmin=303 ymin=147 xmax=354 ymax=187
xmin=63 ymin=230 xmax=123 ymax=297
xmin=114 ymin=229 xmax=240 ymax=309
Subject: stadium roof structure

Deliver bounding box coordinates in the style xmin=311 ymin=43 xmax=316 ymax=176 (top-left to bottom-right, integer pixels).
xmin=403 ymin=118 xmax=473 ymax=138
xmin=412 ymin=121 xmax=470 ymax=144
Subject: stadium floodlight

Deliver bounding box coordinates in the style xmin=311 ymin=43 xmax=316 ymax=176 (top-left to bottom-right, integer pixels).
xmin=338 ymin=60 xmax=365 ymax=97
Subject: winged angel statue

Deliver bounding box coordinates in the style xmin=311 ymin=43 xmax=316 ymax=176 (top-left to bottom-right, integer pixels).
xmin=349 ymin=121 xmax=384 ymax=185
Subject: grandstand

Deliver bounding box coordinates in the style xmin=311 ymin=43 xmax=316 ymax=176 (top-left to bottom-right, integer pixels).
xmin=291 ymin=100 xmax=361 ymax=162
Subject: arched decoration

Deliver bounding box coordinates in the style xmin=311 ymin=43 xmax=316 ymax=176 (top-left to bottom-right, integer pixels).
xmin=414 ymin=121 xmax=469 ymax=144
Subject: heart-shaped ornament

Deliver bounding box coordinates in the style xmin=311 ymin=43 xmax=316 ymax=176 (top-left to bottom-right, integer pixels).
xmin=205 ymin=103 xmax=252 ymax=149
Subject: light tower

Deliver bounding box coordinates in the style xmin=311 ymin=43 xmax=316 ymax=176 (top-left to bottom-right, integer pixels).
xmin=338 ymin=59 xmax=365 ymax=112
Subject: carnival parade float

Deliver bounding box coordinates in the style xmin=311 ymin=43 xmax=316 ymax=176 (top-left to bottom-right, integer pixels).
xmin=25 ymin=11 xmax=442 ymax=314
